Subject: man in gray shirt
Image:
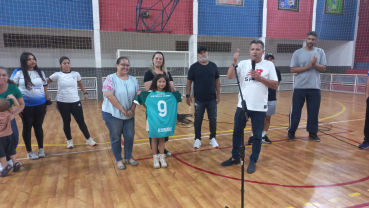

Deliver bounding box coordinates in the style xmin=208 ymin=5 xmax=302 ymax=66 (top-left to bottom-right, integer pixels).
xmin=287 ymin=31 xmax=327 ymax=141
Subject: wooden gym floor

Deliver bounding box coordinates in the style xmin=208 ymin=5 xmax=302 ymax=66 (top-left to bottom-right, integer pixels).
xmin=0 ymin=91 xmax=369 ymax=208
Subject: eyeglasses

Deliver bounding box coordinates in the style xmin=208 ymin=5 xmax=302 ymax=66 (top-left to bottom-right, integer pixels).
xmin=119 ymin=63 xmax=130 ymax=67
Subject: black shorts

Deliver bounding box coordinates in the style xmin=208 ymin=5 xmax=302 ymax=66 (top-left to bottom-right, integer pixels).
xmin=0 ymin=135 xmax=16 ymax=158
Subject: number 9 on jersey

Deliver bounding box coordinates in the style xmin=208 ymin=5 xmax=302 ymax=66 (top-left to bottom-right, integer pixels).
xmin=158 ymin=100 xmax=167 ymax=117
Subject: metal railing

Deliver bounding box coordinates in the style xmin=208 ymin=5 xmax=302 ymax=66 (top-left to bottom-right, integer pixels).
xmin=47 ymin=77 xmax=98 ymax=101
xmin=99 ymin=73 xmax=367 ymax=96
xmin=280 ymin=73 xmax=367 ymax=94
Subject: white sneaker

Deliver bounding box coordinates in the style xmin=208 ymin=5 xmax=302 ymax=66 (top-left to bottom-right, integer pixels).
xmin=159 ymin=154 xmax=167 ymax=168
xmin=0 ymin=163 xmax=3 ymax=172
xmin=209 ymin=138 xmax=219 ymax=148
xmin=27 ymin=151 xmax=39 ymax=160
xmin=86 ymin=138 xmax=97 ymax=146
xmin=67 ymin=140 xmax=74 ymax=149
xmin=153 ymin=155 xmax=160 ymax=169
xmin=194 ymin=139 xmax=201 ymax=149
xmin=7 ymin=160 xmax=13 ymax=166
xmin=38 ymin=149 xmax=45 ymax=158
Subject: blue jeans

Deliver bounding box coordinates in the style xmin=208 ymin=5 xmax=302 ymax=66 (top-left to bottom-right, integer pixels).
xmin=194 ymin=99 xmax=217 ymax=139
xmin=6 ymin=119 xmax=19 ymax=161
xmin=231 ymin=108 xmax=266 ymax=163
xmin=102 ymin=111 xmax=134 ymax=162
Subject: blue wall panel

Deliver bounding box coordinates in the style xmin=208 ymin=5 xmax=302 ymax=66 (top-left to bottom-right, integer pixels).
xmin=0 ymin=0 xmax=93 ymax=30
xmin=315 ymin=0 xmax=357 ymax=41
xmin=198 ymin=0 xmax=263 ymax=37
xmin=354 ymin=63 xmax=369 ymax=69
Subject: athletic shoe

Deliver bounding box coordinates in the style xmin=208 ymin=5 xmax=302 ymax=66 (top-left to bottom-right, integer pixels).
xmin=0 ymin=165 xmax=12 ymax=177
xmin=288 ymin=131 xmax=296 ymax=141
xmin=247 ymin=136 xmax=253 ymax=145
xmin=153 ymin=155 xmax=160 ymax=169
xmin=209 ymin=138 xmax=219 ymax=148
xmin=7 ymin=160 xmax=13 ymax=166
xmin=0 ymin=163 xmax=3 ymax=172
xmin=194 ymin=139 xmax=201 ymax=149
xmin=220 ymin=157 xmax=240 ymax=166
xmin=263 ymin=135 xmax=272 ymax=144
xmin=359 ymin=141 xmax=369 ymax=149
xmin=27 ymin=151 xmax=39 ymax=160
xmin=309 ymin=133 xmax=320 ymax=142
xmin=164 ymin=149 xmax=171 ymax=156
xmin=159 ymin=154 xmax=167 ymax=168
xmin=38 ymin=149 xmax=45 ymax=158
xmin=86 ymin=138 xmax=97 ymax=146
xmin=247 ymin=162 xmax=256 ymax=174
xmin=67 ymin=140 xmax=74 ymax=149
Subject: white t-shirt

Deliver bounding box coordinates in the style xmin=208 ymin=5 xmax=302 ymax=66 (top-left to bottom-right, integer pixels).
xmin=11 ymin=69 xmax=47 ymax=106
xmin=49 ymin=71 xmax=82 ymax=103
xmin=236 ymin=59 xmax=278 ymax=112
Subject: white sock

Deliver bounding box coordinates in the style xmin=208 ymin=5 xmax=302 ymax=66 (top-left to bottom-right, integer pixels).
xmin=262 ymin=131 xmax=267 ymax=137
xmin=251 ymin=132 xmax=253 ymax=136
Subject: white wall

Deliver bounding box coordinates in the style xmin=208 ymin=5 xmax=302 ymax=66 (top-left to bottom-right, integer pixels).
xmin=1 ymin=25 xmax=353 ymax=69
xmin=0 ymin=26 xmax=95 ymax=68
xmin=317 ymin=40 xmax=354 ymax=67
xmin=100 ymin=31 xmax=191 ymax=67
xmin=265 ymin=38 xmax=353 ymax=67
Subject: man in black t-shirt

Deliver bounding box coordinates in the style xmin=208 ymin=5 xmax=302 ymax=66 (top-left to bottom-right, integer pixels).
xmin=186 ymin=46 xmax=221 ymax=149
xmin=248 ymin=53 xmax=281 ymax=145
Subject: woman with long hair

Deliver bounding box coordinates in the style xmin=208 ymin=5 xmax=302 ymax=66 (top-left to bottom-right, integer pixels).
xmin=11 ymin=52 xmax=51 ymax=159
xmin=47 ymin=56 xmax=97 ymax=148
xmin=143 ymin=52 xmax=176 ymax=155
xmin=0 ymin=66 xmax=25 ymax=172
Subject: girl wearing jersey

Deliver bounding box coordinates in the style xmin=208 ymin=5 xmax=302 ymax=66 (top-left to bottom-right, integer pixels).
xmin=11 ymin=52 xmax=51 ymax=159
xmin=135 ymin=74 xmax=182 ymax=169
xmin=144 ymin=52 xmax=176 ymax=155
xmin=47 ymin=56 xmax=97 ymax=149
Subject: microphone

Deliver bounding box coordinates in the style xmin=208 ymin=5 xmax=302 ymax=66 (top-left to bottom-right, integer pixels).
xmin=251 ymin=60 xmax=256 ymax=80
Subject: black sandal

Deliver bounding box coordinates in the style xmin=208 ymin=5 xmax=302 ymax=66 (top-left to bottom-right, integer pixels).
xmin=13 ymin=162 xmax=21 ymax=172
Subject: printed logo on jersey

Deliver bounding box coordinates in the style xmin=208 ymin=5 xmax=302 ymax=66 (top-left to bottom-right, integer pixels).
xmin=246 ymin=69 xmax=263 ymax=76
xmin=244 ymin=69 xmax=263 ymax=82
xmin=158 ymin=127 xmax=172 ymax=133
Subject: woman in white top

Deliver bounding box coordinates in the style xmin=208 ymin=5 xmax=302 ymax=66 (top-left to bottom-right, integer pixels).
xmin=47 ymin=56 xmax=96 ymax=148
xmin=11 ymin=52 xmax=51 ymax=159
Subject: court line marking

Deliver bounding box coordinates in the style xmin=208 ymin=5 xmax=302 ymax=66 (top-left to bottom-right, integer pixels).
xmin=18 ymin=102 xmax=349 ymax=145
xmin=17 ymin=101 xmax=350 ymax=146
xmin=16 ymin=118 xmax=364 ymax=160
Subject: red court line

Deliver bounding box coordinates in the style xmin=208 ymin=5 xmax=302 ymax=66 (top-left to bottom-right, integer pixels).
xmin=346 ymin=202 xmax=369 ymax=208
xmin=172 ymin=154 xmax=369 ymax=188
xmin=135 ymin=130 xmax=369 ymax=188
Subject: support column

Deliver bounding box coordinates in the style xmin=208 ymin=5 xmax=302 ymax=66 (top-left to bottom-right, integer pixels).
xmin=260 ymin=0 xmax=267 ymax=58
xmin=312 ymin=0 xmax=318 ymax=31
xmin=92 ymin=0 xmax=102 ymax=98
xmin=189 ymin=0 xmax=198 ymax=66
xmin=351 ymin=0 xmax=361 ymax=69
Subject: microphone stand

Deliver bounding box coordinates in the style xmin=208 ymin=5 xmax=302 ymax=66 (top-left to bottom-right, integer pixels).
xmin=232 ymin=64 xmax=249 ymax=208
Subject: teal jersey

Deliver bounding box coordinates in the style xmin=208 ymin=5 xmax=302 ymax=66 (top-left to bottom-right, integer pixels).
xmin=135 ymin=91 xmax=182 ymax=138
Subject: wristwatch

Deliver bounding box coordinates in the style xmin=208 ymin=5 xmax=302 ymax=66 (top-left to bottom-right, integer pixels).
xmin=46 ymin=100 xmax=52 ymax=105
xmin=84 ymin=92 xmax=88 ymax=95
xmin=186 ymin=94 xmax=190 ymax=98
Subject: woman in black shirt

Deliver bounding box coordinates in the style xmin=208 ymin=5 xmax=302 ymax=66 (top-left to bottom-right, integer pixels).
xmin=144 ymin=52 xmax=176 ymax=155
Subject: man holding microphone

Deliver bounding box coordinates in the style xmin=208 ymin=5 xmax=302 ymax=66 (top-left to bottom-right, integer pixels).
xmin=220 ymin=40 xmax=279 ymax=174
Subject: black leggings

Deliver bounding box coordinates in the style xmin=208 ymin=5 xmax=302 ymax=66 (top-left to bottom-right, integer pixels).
xmin=56 ymin=101 xmax=90 ymax=141
xmin=21 ymin=103 xmax=47 ymax=152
